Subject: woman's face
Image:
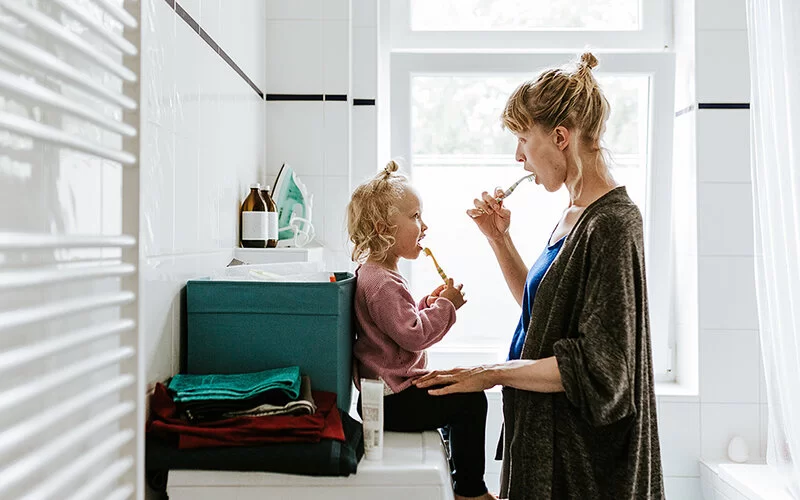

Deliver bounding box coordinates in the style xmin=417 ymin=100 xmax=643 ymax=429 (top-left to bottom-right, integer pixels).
xmin=514 ymin=125 xmax=568 ymax=193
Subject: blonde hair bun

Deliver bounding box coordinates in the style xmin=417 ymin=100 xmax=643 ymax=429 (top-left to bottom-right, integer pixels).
xmin=384 ymin=160 xmax=400 ymax=175
xmin=580 ymin=52 xmax=599 ymax=70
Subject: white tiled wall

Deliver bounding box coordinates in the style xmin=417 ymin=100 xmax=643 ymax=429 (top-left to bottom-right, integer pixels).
xmin=140 ymin=0 xmax=266 ymax=389
xmin=263 ymin=0 xmax=357 ymax=273
xmin=663 ymin=0 xmax=764 ymax=498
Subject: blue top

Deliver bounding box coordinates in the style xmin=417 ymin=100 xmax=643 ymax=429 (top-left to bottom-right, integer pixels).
xmin=508 ymin=236 xmax=566 ymax=360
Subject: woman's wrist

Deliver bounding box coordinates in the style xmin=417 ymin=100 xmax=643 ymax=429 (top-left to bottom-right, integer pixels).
xmin=487 ymin=231 xmax=512 ymax=251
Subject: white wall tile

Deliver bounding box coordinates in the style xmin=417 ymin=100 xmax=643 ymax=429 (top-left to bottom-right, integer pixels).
xmin=658 ymin=402 xmax=701 ymax=477
xmin=697 ymin=183 xmax=754 ymax=256
xmin=323 ymin=0 xmax=349 ymax=20
xmin=179 ymin=0 xmax=202 ymax=22
xmin=173 ymin=145 xmax=200 ymax=253
xmin=353 ymin=0 xmax=378 ymax=27
xmin=324 ymin=101 xmax=350 ymax=177
xmin=266 ymin=0 xmax=322 ymax=20
xmin=265 ymin=101 xmax=325 ymax=176
xmin=323 ymin=175 xmax=350 ymax=254
xmin=265 ymin=21 xmax=324 ymax=94
xmin=324 ymin=21 xmax=350 ymax=95
xmin=696 ymin=30 xmax=750 ymax=103
xmin=698 ymin=256 xmax=758 ymax=330
xmin=353 ymin=26 xmax=378 ymax=98
xmin=699 ymin=330 xmax=760 ymax=403
xmin=665 ymin=477 xmax=703 ymax=500
xmin=696 ymin=0 xmax=747 ymax=30
xmin=701 ymin=403 xmax=759 ymax=462
xmin=696 ymin=109 xmax=751 ymax=183
xmin=352 ymin=104 xmax=378 ymax=183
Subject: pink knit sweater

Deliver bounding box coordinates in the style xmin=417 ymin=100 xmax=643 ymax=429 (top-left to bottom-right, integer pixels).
xmin=352 ymin=262 xmax=457 ymax=394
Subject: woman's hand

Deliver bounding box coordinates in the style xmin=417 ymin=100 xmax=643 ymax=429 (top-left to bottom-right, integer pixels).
xmin=467 ymin=188 xmax=511 ymax=241
xmin=413 ymin=365 xmax=497 ymax=395
xmin=438 ymin=278 xmax=466 ymax=310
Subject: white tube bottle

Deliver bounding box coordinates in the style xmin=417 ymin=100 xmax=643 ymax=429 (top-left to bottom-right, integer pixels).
xmin=360 ymin=378 xmax=384 ymax=460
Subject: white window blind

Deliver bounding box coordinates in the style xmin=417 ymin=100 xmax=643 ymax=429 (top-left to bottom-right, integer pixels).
xmin=0 ymin=0 xmax=142 ymax=499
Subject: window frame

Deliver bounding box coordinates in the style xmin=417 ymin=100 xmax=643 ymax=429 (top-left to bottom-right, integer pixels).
xmin=390 ymin=0 xmax=672 ymax=50
xmin=390 ymin=51 xmax=676 ymax=381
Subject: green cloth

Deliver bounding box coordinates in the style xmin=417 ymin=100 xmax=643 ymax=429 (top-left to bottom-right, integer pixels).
xmin=168 ymin=366 xmax=301 ymax=403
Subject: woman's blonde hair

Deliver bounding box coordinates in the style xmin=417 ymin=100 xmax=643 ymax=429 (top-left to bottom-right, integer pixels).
xmin=347 ymin=160 xmax=409 ymax=263
xmin=502 ymin=52 xmax=614 ymax=195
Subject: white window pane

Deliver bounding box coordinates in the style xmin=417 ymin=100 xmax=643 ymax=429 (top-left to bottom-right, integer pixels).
xmin=411 ymin=0 xmax=639 ymax=31
xmin=409 ymin=74 xmax=650 ymax=350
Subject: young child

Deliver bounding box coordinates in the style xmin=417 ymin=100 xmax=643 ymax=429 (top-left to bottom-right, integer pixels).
xmin=346 ymin=160 xmax=496 ymax=500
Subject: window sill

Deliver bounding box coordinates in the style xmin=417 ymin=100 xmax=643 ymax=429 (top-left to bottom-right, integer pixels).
xmin=654 ymin=381 xmax=699 ymax=402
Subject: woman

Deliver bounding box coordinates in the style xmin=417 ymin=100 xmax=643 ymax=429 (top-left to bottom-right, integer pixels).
xmin=414 ymin=52 xmax=664 ymax=499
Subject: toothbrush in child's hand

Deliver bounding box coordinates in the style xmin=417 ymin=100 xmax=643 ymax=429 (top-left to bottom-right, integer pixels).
xmin=423 ymin=247 xmax=448 ymax=284
xmin=470 ymin=173 xmax=536 ymax=218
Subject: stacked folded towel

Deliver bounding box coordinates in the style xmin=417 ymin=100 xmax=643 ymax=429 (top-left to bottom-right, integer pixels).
xmin=167 ymin=367 xmax=315 ymax=421
xmin=146 ymin=366 xmax=344 ymax=449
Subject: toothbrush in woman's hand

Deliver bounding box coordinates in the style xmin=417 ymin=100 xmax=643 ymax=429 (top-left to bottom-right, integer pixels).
xmin=470 ymin=173 xmax=536 ymax=218
xmin=423 ymin=247 xmax=448 ymax=284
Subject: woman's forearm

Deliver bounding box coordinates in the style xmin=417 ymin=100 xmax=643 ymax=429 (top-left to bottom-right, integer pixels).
xmin=490 ymin=357 xmax=564 ymax=393
xmin=488 ymin=232 xmax=528 ymax=306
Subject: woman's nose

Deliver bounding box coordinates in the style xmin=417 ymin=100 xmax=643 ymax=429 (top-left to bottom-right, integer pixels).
xmin=420 ymin=219 xmax=428 ymax=232
xmin=515 ymin=143 xmax=525 ymax=163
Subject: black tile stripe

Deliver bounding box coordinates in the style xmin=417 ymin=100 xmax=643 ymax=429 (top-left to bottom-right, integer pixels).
xmin=354 ymin=99 xmax=376 ymax=106
xmin=167 ymin=0 xmax=263 ymax=99
xmin=266 ymin=94 xmax=324 ymax=101
xmin=698 ymin=103 xmax=750 ymax=110
xmin=325 ymin=94 xmax=347 ymax=101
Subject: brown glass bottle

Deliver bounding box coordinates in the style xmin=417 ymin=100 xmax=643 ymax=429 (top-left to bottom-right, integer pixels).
xmin=260 ymin=186 xmax=279 ymax=248
xmin=240 ymin=183 xmax=267 ymax=248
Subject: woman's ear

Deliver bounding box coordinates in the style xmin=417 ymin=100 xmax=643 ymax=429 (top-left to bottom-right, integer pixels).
xmin=554 ymin=126 xmax=570 ymax=151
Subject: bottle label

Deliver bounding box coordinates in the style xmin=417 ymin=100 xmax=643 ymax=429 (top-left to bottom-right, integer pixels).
xmin=267 ymin=212 xmax=278 ymax=240
xmin=242 ymin=211 xmax=267 ymax=240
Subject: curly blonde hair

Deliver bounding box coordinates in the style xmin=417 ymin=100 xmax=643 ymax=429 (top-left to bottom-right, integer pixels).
xmin=347 ymin=160 xmax=409 ymax=263
xmin=502 ymin=52 xmax=614 ymax=196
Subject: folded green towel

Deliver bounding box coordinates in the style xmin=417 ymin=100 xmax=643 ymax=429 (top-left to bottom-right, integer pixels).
xmin=168 ymin=366 xmax=301 ymax=403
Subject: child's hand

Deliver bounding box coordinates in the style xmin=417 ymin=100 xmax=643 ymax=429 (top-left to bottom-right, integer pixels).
xmin=425 ymin=283 xmax=447 ymax=307
xmin=439 ymin=278 xmax=467 ymax=310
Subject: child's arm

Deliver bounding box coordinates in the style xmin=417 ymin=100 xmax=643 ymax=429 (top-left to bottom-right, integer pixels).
xmin=368 ymin=278 xmax=456 ymax=352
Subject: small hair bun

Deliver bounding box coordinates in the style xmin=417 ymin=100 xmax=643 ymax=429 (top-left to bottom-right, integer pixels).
xmin=580 ymin=52 xmax=599 ymax=70
xmin=384 ymin=160 xmax=400 ymax=175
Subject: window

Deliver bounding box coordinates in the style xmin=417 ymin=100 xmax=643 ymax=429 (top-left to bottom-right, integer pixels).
xmin=386 ymin=4 xmax=676 ymax=381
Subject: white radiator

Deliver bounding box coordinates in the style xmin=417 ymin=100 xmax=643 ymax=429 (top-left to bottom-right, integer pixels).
xmin=0 ymin=0 xmax=142 ymax=499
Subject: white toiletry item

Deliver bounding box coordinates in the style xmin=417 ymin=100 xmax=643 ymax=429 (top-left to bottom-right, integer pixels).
xmin=727 ymin=435 xmax=750 ymax=463
xmin=360 ymin=378 xmax=384 ymax=460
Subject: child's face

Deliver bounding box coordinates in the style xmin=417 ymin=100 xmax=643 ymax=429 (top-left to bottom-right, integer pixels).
xmin=388 ymin=187 xmax=428 ymax=261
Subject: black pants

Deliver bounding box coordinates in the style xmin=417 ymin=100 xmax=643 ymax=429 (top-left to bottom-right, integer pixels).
xmin=359 ymin=385 xmax=489 ymax=497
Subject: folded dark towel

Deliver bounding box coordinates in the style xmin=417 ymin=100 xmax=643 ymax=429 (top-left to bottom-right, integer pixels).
xmin=224 ymin=375 xmax=316 ymax=418
xmin=145 ymin=408 xmax=363 ymax=492
xmin=167 ymin=366 xmax=301 ymax=403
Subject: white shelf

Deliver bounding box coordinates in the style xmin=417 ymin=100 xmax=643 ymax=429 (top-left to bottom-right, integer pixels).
xmin=234 ymin=243 xmax=324 ymax=264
